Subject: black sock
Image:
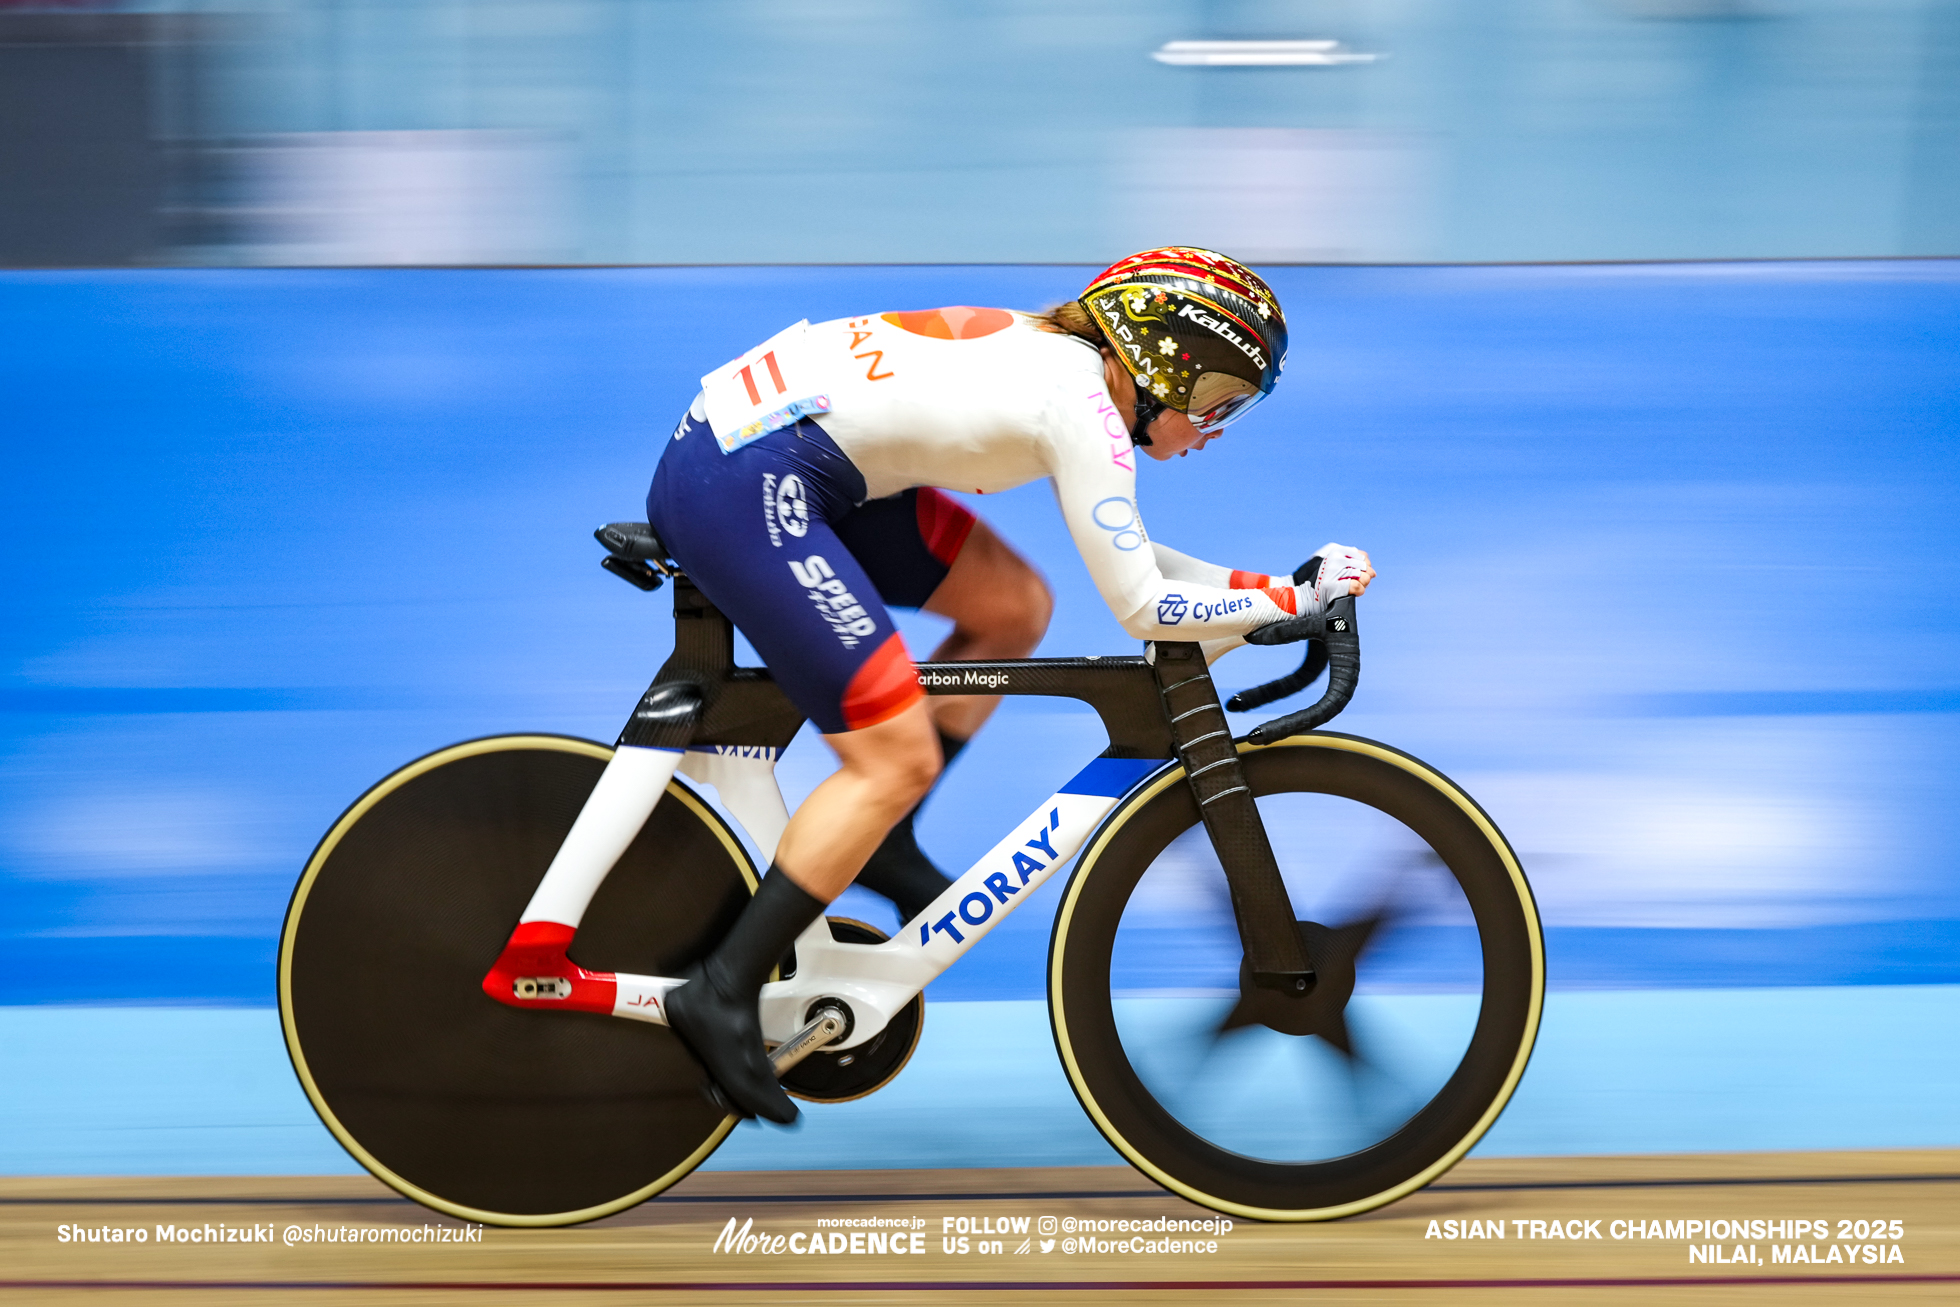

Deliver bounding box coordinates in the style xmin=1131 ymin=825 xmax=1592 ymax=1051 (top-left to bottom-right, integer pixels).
xmin=709 ymin=865 xmax=826 ymax=993
xmin=854 ymin=730 xmax=967 ymax=922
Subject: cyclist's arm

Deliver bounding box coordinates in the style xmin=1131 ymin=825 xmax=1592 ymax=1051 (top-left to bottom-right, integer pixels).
xmin=1150 ymin=542 xmax=1293 ymax=593
xmin=1044 ymin=397 xmax=1299 ymax=641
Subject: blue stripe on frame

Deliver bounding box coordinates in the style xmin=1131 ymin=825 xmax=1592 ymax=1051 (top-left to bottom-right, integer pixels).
xmin=1057 ymin=756 xmax=1165 ymax=799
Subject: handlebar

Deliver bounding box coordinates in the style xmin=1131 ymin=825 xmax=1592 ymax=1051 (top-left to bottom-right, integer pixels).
xmin=1232 ymin=595 xmax=1360 ymax=744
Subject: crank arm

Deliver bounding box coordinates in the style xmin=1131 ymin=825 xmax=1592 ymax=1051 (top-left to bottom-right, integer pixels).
xmin=769 ymin=1005 xmax=848 ymax=1077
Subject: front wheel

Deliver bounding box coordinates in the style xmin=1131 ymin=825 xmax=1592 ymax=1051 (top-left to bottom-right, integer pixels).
xmin=1048 ymin=733 xmax=1544 ymax=1221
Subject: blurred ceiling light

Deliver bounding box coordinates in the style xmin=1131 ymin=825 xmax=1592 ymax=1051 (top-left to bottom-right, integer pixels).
xmin=1152 ymin=40 xmax=1379 ymax=67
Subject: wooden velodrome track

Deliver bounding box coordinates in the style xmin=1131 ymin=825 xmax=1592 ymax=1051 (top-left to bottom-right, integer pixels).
xmin=5 ymin=1151 xmax=1955 ymax=1305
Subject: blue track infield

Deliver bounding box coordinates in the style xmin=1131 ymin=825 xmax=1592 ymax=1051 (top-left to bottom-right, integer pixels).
xmin=3 ymin=987 xmax=1955 ymax=1177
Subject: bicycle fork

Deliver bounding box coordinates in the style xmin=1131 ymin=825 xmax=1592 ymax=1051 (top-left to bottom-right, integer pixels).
xmin=1151 ymin=641 xmax=1317 ymax=992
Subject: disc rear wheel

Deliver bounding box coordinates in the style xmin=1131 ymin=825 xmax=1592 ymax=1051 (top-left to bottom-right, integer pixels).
xmin=279 ymin=735 xmax=756 ymax=1226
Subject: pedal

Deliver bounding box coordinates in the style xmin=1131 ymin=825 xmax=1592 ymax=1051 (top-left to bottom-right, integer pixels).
xmin=769 ymin=1005 xmax=848 ymax=1077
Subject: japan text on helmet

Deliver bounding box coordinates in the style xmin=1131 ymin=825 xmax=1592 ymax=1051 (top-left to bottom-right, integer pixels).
xmin=1080 ymin=247 xmax=1288 ymax=437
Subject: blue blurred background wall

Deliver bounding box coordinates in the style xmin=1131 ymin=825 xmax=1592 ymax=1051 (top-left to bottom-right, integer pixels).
xmin=3 ymin=0 xmax=1959 ymax=265
xmin=3 ymin=260 xmax=1957 ymax=1005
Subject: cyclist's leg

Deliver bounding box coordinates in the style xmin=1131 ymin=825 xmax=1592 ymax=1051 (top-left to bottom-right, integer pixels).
xmin=776 ymin=700 xmax=939 ymax=900
xmin=660 ymin=703 xmax=936 ymax=1125
xmin=835 ymin=489 xmax=1053 ymax=918
xmin=917 ymin=511 xmax=1053 ymax=735
xmin=835 ymin=487 xmax=1052 ymax=736
xmin=648 ymin=415 xmax=942 ymax=1121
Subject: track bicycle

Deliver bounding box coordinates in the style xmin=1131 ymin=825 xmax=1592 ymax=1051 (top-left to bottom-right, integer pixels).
xmin=279 ymin=523 xmax=1543 ymax=1226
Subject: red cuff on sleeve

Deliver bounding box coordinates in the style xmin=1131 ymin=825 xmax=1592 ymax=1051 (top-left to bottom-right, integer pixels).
xmin=1229 ymin=569 xmax=1272 ymax=589
xmin=1262 ymin=586 xmax=1298 ymax=615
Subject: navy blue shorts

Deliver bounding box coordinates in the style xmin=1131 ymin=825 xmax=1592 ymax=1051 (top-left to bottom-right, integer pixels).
xmin=646 ymin=409 xmax=975 ymax=734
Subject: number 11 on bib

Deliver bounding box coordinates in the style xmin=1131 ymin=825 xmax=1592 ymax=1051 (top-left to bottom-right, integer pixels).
xmin=700 ymin=321 xmax=832 ymax=454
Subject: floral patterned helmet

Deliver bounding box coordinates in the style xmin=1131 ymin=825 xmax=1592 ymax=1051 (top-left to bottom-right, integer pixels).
xmin=1079 ymin=247 xmax=1288 ymax=436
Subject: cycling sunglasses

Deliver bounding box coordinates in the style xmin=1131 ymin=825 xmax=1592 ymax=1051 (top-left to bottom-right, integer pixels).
xmin=1191 ymin=387 xmax=1265 ymax=436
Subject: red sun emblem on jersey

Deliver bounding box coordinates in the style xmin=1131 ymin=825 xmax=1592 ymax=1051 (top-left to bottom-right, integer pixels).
xmin=880 ymin=306 xmax=1015 ymax=340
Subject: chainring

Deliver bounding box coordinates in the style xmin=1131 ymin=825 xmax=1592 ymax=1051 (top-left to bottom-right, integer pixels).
xmin=780 ymin=918 xmax=925 ymax=1104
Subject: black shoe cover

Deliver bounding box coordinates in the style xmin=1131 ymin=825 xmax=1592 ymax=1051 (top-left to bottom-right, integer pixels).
xmin=665 ymin=959 xmax=799 ymax=1125
xmin=662 ymin=866 xmax=825 ymax=1126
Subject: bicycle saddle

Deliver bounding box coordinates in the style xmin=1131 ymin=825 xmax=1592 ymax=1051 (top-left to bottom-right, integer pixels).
xmin=596 ymin=521 xmax=669 ymax=560
xmin=594 ymin=522 xmax=677 ymax=591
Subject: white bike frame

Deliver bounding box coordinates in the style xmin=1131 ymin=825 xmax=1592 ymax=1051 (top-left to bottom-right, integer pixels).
xmin=483 ymin=742 xmax=1163 ymax=1051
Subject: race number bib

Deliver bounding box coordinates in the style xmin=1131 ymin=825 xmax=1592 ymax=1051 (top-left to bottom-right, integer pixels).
xmin=700 ymin=321 xmax=832 ymax=454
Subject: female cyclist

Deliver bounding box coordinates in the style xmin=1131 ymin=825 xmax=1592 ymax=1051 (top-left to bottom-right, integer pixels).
xmin=648 ymin=247 xmax=1375 ymax=1124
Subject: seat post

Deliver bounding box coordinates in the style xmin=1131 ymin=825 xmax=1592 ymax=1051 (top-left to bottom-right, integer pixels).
xmin=662 ymin=575 xmax=737 ymax=677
